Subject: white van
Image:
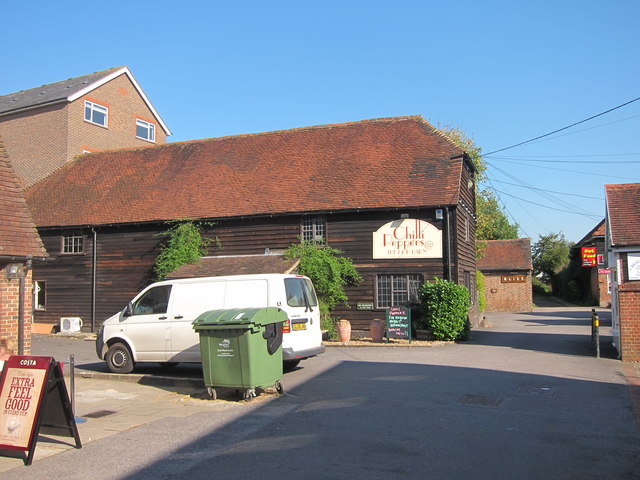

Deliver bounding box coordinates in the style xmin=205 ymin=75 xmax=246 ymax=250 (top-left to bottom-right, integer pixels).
xmin=96 ymin=274 xmax=325 ymax=373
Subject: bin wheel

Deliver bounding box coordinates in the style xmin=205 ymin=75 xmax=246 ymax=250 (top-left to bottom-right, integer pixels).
xmin=207 ymin=387 xmax=217 ymax=400
xmin=275 ymin=381 xmax=284 ymax=395
xmin=243 ymin=389 xmax=256 ymax=402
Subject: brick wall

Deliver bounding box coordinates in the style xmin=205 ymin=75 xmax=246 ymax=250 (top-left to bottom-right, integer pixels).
xmin=0 ymin=263 xmax=33 ymax=355
xmin=0 ymin=72 xmax=168 ymax=188
xmin=483 ymin=271 xmax=532 ymax=312
xmin=618 ymin=283 xmax=640 ymax=361
xmin=0 ymin=103 xmax=68 ymax=187
xmin=68 ymin=74 xmax=167 ymax=158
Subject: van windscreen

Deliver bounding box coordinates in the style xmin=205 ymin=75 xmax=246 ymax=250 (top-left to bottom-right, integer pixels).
xmin=285 ymin=278 xmax=318 ymax=308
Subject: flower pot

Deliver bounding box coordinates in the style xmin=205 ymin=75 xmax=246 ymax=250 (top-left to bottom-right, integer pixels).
xmin=336 ymin=319 xmax=351 ymax=343
xmin=370 ymin=318 xmax=385 ymax=342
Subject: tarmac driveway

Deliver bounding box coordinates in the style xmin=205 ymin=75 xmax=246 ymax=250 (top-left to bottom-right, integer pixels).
xmin=3 ymin=305 xmax=639 ymax=479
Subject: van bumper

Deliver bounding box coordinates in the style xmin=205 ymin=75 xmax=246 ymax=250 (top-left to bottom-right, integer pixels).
xmin=282 ymin=344 xmax=326 ymax=361
xmin=95 ymin=328 xmax=106 ymax=360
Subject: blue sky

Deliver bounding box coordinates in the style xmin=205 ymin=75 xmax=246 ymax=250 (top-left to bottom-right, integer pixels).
xmin=2 ymin=1 xmax=638 ymax=243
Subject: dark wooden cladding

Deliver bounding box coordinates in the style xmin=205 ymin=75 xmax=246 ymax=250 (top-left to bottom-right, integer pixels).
xmin=33 ymin=204 xmax=476 ymax=331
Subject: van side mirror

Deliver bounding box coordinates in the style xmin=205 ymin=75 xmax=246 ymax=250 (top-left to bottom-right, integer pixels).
xmin=123 ymin=302 xmax=134 ymax=317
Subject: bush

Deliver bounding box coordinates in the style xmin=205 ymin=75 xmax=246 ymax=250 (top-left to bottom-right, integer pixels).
xmin=420 ymin=278 xmax=471 ymax=341
xmin=532 ymin=276 xmax=551 ymax=295
xmin=476 ymin=270 xmax=487 ymax=313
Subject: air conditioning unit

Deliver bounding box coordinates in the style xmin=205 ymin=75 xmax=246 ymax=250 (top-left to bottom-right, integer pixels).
xmin=60 ymin=317 xmax=83 ymax=333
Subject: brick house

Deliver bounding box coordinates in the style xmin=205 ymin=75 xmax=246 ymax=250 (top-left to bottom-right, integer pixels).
xmin=25 ymin=116 xmax=478 ymax=333
xmin=605 ymin=183 xmax=640 ymax=360
xmin=478 ymin=238 xmax=533 ymax=312
xmin=0 ymin=66 xmax=171 ymax=188
xmin=0 ymin=136 xmax=48 ymax=354
xmin=573 ymin=219 xmax=611 ymax=307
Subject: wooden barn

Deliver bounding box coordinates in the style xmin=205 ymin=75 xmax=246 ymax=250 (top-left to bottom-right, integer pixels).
xmin=25 ymin=116 xmax=477 ymax=332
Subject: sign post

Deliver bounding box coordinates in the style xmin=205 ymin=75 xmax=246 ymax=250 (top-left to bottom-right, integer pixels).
xmin=386 ymin=305 xmax=412 ymax=343
xmin=0 ymin=356 xmax=81 ymax=465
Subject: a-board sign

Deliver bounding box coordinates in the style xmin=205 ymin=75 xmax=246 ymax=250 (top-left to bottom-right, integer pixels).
xmin=386 ymin=305 xmax=411 ymax=342
xmin=0 ymin=356 xmax=81 ymax=465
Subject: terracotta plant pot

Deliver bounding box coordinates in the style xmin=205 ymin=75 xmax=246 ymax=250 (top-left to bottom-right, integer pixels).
xmin=370 ymin=318 xmax=385 ymax=342
xmin=337 ymin=319 xmax=351 ymax=343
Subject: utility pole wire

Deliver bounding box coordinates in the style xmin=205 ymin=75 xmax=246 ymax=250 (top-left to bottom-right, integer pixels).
xmin=484 ymin=96 xmax=640 ymax=156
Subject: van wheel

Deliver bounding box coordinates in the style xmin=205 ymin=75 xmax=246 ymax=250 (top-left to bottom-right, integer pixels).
xmin=283 ymin=359 xmax=300 ymax=372
xmin=106 ymin=342 xmax=134 ymax=374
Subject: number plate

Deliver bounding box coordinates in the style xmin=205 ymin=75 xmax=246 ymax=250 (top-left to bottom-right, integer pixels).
xmin=292 ymin=323 xmax=307 ymax=331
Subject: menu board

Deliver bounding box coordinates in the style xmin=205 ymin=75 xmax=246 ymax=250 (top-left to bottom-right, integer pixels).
xmin=386 ymin=305 xmax=411 ymax=342
xmin=0 ymin=356 xmax=81 ymax=465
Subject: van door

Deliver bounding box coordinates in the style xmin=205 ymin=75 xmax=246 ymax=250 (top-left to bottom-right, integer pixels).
xmin=169 ymin=281 xmax=226 ymax=362
xmin=125 ymin=284 xmax=173 ymax=361
xmin=281 ymin=277 xmax=322 ymax=353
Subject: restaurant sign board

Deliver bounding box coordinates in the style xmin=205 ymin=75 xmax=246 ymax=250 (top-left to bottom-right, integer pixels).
xmin=373 ymin=219 xmax=442 ymax=259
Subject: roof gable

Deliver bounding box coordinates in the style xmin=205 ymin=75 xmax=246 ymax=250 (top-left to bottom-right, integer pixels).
xmin=0 ymin=67 xmax=171 ymax=135
xmin=575 ymin=219 xmax=605 ymax=246
xmin=606 ymin=183 xmax=640 ymax=247
xmin=478 ymin=238 xmax=532 ymax=271
xmin=26 ymin=116 xmax=467 ymax=227
xmin=0 ymin=137 xmax=47 ymax=258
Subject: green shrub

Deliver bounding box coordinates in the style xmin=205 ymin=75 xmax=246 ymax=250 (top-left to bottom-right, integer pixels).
xmin=420 ymin=278 xmax=471 ymax=341
xmin=476 ymin=270 xmax=487 ymax=313
xmin=532 ymin=276 xmax=551 ymax=295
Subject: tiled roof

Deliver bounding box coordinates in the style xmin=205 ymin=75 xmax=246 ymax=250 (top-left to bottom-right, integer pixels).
xmin=166 ymin=254 xmax=299 ymax=279
xmin=0 ymin=67 xmax=171 ymax=135
xmin=26 ymin=116 xmax=467 ymax=227
xmin=477 ymin=238 xmax=532 ymax=271
xmin=575 ymin=219 xmax=605 ymax=246
xmin=606 ymin=183 xmax=640 ymax=246
xmin=0 ymin=67 xmax=122 ymax=115
xmin=0 ymin=137 xmax=47 ymax=258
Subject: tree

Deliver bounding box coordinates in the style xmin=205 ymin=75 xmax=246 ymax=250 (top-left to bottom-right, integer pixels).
xmin=439 ymin=125 xmax=519 ymax=243
xmin=476 ymin=189 xmax=520 ymax=240
xmin=532 ymin=232 xmax=572 ymax=277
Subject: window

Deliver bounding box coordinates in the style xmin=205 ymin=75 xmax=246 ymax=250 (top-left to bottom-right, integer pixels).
xmin=302 ymin=217 xmax=326 ymax=244
xmin=61 ymin=233 xmax=84 ymax=254
xmin=285 ymin=277 xmax=318 ymax=308
xmin=136 ymin=119 xmax=156 ymax=142
xmin=132 ymin=285 xmax=172 ymax=315
xmin=34 ymin=280 xmax=46 ymax=311
xmin=84 ymin=100 xmax=108 ymax=127
xmin=376 ymin=274 xmax=423 ymax=308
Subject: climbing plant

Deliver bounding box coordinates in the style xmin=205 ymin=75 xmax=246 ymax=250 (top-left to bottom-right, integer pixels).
xmin=153 ymin=220 xmax=218 ymax=280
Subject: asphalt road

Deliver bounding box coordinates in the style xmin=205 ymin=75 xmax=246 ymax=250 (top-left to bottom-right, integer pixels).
xmin=8 ymin=305 xmax=640 ymax=479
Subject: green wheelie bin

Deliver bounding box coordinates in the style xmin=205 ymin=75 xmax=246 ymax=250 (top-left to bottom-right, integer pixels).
xmin=192 ymin=307 xmax=286 ymax=401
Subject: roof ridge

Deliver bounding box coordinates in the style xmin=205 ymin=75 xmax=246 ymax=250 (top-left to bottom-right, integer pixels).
xmin=0 ymin=66 xmax=125 ymax=98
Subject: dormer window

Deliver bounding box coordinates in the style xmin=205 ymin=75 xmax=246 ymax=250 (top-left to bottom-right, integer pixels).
xmin=136 ymin=118 xmax=156 ymax=142
xmin=84 ymin=100 xmax=108 ymax=127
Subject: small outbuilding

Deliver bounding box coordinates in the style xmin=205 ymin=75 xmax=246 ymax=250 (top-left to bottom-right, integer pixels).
xmin=478 ymin=238 xmax=533 ymax=312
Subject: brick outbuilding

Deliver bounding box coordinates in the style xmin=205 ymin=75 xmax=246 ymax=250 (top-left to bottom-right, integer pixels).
xmin=478 ymin=239 xmax=533 ymax=312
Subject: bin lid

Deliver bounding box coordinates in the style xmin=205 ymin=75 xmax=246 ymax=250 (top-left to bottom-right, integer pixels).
xmin=193 ymin=307 xmax=287 ymax=329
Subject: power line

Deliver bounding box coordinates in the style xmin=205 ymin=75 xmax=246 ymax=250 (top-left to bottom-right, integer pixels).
xmin=485 ymin=158 xmax=640 ymax=181
xmin=484 ymin=96 xmax=640 ymax=156
xmin=487 ymin=178 xmax=603 ymax=200
xmin=487 ymin=156 xmax=640 ymax=164
xmin=490 ymin=187 xmax=602 ymax=219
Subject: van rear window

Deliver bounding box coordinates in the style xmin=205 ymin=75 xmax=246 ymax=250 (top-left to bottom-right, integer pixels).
xmin=285 ymin=278 xmax=318 ymax=308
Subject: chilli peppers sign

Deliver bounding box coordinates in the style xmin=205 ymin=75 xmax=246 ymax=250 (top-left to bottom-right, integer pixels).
xmin=373 ymin=218 xmax=442 ymax=259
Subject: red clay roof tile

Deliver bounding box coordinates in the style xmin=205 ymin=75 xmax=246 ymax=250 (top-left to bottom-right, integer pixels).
xmin=0 ymin=137 xmax=47 ymax=258
xmin=26 ymin=116 xmax=467 ymax=227
xmin=477 ymin=238 xmax=532 ymax=271
xmin=606 ymin=183 xmax=640 ymax=246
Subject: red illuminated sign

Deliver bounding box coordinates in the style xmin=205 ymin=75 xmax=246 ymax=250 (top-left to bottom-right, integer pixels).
xmin=582 ymin=247 xmax=597 ymax=267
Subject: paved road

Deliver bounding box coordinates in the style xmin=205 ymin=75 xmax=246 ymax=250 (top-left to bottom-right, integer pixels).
xmin=5 ymin=305 xmax=640 ymax=479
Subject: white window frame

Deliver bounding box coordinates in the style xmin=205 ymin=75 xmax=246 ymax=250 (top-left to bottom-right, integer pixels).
xmin=302 ymin=216 xmax=326 ymax=244
xmin=376 ymin=274 xmax=423 ymax=309
xmin=136 ymin=118 xmax=156 ymax=142
xmin=61 ymin=232 xmax=84 ymax=255
xmin=84 ymin=100 xmax=108 ymax=127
